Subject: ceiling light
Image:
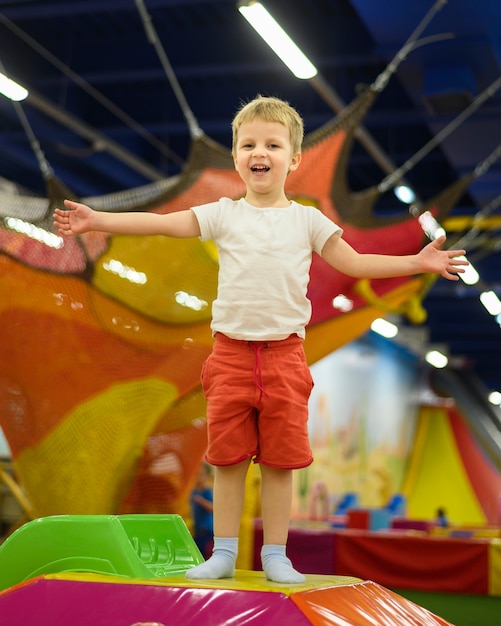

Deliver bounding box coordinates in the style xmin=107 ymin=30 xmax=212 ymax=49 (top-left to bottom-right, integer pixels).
xmin=418 ymin=210 xmax=445 ymax=240
xmin=332 ymin=294 xmax=353 ymax=312
xmin=425 ymin=349 xmax=448 ymax=369
xmin=479 ymin=290 xmax=501 ymax=316
xmin=238 ymin=1 xmax=318 ymax=79
xmin=394 ymin=184 xmax=416 ymax=204
xmin=4 ymin=216 xmax=62 ymax=248
xmin=458 ymin=256 xmax=479 ymax=285
xmin=175 ymin=290 xmax=208 ymax=311
xmin=0 ymin=72 xmax=28 ymax=101
xmin=370 ymin=317 xmax=399 ymax=338
xmin=488 ymin=391 xmax=501 ymax=406
xmin=102 ymin=259 xmax=147 ymax=285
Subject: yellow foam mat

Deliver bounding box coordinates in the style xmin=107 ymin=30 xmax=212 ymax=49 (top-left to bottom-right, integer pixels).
xmin=46 ymin=569 xmax=362 ymax=595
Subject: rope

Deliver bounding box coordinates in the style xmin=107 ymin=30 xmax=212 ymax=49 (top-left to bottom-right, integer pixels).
xmin=378 ymin=74 xmax=501 ymax=193
xmin=135 ymin=0 xmax=204 ymax=140
xmin=453 ymin=193 xmax=501 ymax=251
xmin=474 ymin=143 xmax=501 ymax=179
xmin=0 ymin=57 xmax=52 ymax=182
xmin=372 ymin=0 xmax=450 ymax=93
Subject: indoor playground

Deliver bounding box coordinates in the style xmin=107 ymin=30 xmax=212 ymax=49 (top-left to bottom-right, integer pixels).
xmin=1 ymin=1 xmax=501 ymax=625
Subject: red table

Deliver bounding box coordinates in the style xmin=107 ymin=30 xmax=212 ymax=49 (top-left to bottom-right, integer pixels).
xmin=253 ymin=521 xmax=490 ymax=594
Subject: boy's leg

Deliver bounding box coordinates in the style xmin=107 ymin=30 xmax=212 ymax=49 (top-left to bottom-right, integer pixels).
xmin=212 ymin=459 xmax=250 ymax=537
xmin=260 ymin=465 xmax=292 ymax=544
xmin=186 ymin=459 xmax=250 ymax=580
xmin=260 ymin=465 xmax=305 ymax=583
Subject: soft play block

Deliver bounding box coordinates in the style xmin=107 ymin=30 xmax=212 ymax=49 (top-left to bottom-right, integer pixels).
xmin=0 ymin=571 xmax=454 ymax=625
xmin=347 ymin=509 xmax=370 ymax=530
xmin=368 ymin=509 xmax=390 ymax=531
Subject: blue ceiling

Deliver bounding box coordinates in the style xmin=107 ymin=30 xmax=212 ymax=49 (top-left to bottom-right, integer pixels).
xmin=0 ymin=0 xmax=500 ymax=394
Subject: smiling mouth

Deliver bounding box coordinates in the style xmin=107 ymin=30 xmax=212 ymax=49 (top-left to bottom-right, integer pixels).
xmin=251 ymin=165 xmax=270 ymax=172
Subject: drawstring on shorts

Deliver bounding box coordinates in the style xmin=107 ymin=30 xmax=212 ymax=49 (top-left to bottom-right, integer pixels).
xmin=248 ymin=341 xmax=268 ymax=402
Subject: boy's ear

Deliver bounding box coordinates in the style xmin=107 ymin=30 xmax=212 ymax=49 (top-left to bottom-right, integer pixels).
xmin=289 ymin=152 xmax=302 ymax=172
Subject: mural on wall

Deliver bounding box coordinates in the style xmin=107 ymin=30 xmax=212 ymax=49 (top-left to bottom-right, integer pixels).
xmin=297 ymin=335 xmax=420 ymax=517
xmin=0 ymin=430 xmax=9 ymax=458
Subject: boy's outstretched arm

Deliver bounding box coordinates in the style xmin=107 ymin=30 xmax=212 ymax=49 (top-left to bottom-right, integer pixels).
xmin=321 ymin=234 xmax=468 ymax=281
xmin=53 ymin=199 xmax=201 ymax=238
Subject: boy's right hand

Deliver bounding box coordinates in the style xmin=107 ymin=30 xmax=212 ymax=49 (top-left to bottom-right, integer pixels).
xmin=53 ymin=199 xmax=94 ymax=236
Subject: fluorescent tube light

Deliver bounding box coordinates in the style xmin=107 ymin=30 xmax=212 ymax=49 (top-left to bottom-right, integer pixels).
xmin=332 ymin=294 xmax=353 ymax=312
xmin=480 ymin=290 xmax=501 ymax=316
xmin=0 ymin=72 xmax=28 ymax=101
xmin=418 ymin=210 xmax=445 ymax=240
xmin=488 ymin=390 xmax=501 ymax=405
xmin=425 ymin=350 xmax=448 ymax=369
xmin=371 ymin=318 xmax=399 ymax=338
xmin=457 ymin=256 xmax=479 ymax=285
xmin=238 ymin=1 xmax=318 ymax=79
xmin=394 ymin=184 xmax=416 ymax=204
xmin=4 ymin=216 xmax=62 ymax=248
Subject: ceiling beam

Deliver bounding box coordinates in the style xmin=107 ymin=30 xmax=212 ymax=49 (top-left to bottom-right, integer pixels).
xmin=25 ymin=89 xmax=167 ymax=182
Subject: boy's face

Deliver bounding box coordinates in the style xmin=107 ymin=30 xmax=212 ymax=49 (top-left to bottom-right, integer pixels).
xmin=232 ymin=118 xmax=301 ymax=200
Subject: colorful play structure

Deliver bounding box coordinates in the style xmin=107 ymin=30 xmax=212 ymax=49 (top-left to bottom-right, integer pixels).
xmin=0 ymin=514 xmax=455 ymax=625
xmin=2 ymin=15 xmax=501 ymax=622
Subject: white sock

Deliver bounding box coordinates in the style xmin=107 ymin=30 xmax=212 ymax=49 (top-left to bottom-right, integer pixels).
xmin=186 ymin=536 xmax=238 ymax=580
xmin=261 ymin=544 xmax=305 ymax=584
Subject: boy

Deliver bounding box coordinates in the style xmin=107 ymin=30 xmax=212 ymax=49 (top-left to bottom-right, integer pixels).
xmin=190 ymin=462 xmax=214 ymax=559
xmin=54 ymin=95 xmax=466 ymax=584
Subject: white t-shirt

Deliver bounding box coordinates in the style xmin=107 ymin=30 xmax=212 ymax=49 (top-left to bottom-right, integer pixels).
xmin=192 ymin=197 xmax=342 ymax=340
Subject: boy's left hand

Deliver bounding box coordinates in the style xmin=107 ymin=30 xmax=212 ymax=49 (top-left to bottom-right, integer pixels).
xmin=419 ymin=235 xmax=468 ymax=280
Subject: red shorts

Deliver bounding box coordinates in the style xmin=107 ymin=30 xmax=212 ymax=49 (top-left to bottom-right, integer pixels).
xmin=201 ymin=333 xmax=314 ymax=469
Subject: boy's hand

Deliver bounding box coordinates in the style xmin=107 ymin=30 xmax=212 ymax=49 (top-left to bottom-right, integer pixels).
xmin=418 ymin=235 xmax=468 ymax=280
xmin=53 ymin=199 xmax=94 ymax=236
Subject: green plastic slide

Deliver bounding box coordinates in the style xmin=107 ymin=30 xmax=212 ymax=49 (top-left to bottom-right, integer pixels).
xmin=0 ymin=514 xmax=204 ymax=592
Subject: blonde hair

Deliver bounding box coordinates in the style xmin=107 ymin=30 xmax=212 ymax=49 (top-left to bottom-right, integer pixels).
xmin=232 ymin=95 xmax=304 ymax=155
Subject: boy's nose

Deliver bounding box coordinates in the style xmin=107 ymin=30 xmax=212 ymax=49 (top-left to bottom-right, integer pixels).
xmin=252 ymin=145 xmax=266 ymax=157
